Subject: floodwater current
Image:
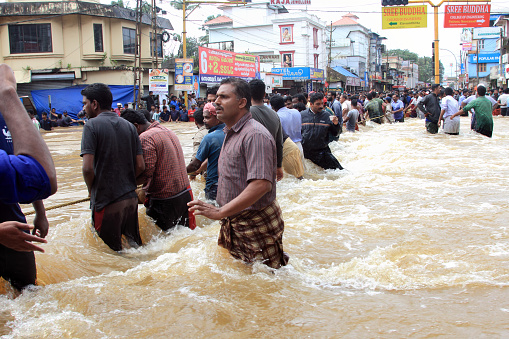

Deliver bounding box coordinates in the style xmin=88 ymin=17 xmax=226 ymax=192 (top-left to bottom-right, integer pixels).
xmin=2 ymin=117 xmax=509 ymax=337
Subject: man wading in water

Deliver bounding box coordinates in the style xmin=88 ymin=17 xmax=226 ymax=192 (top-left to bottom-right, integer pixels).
xmin=80 ymin=83 xmax=145 ymax=251
xmin=188 ymin=77 xmax=289 ymax=269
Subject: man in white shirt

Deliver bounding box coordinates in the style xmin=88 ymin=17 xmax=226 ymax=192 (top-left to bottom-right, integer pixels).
xmin=438 ymin=87 xmax=460 ymax=135
xmin=497 ymin=88 xmax=509 ymax=116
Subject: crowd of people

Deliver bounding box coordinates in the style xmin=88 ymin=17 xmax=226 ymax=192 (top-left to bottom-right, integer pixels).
xmin=2 ymin=57 xmax=508 ymax=292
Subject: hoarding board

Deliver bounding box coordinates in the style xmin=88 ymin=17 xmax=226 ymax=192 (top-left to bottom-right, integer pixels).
xmin=444 ymin=5 xmax=490 ymax=28
xmin=174 ymin=58 xmax=194 ymax=91
xmin=149 ymin=69 xmax=169 ymax=94
xmin=382 ymin=5 xmax=427 ymax=30
xmin=199 ymin=46 xmax=260 ymax=83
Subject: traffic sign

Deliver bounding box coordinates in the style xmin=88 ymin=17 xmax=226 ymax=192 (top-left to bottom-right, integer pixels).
xmin=382 ymin=5 xmax=427 ymax=29
xmin=444 ymin=5 xmax=490 ymax=28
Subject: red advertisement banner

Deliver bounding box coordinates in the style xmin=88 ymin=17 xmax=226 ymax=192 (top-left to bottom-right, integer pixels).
xmin=198 ymin=47 xmax=260 ymax=83
xmin=444 ymin=4 xmax=490 ymax=28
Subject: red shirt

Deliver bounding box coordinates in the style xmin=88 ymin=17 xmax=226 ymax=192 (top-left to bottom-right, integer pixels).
xmin=139 ymin=121 xmax=190 ymax=199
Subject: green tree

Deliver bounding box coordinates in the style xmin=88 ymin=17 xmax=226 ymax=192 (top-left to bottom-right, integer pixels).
xmin=110 ymin=0 xmax=128 ymax=8
xmin=169 ymin=0 xmax=199 ymax=11
xmin=388 ymin=49 xmax=445 ymax=84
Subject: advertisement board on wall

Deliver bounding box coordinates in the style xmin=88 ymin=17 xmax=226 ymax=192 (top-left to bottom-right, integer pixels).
xmin=469 ymin=53 xmax=500 ymax=63
xmin=174 ymin=58 xmax=194 ymax=91
xmin=271 ymin=67 xmax=325 ymax=81
xmin=149 ymin=69 xmax=169 ymax=94
xmin=473 ymin=27 xmax=502 ymax=39
xmin=199 ymin=46 xmax=260 ymax=83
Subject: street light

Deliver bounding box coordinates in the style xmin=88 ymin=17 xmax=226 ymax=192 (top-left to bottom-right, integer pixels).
xmin=440 ymin=48 xmax=458 ymax=87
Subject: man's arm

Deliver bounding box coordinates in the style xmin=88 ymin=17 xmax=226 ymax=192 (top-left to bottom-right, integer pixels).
xmin=135 ymin=154 xmax=145 ymax=178
xmin=188 ymin=179 xmax=272 ymax=220
xmin=329 ymin=116 xmax=340 ymax=136
xmin=187 ymin=158 xmax=203 ymax=174
xmin=417 ymin=97 xmax=428 ymax=115
xmin=0 ymin=222 xmax=47 ymax=252
xmin=32 ymin=200 xmax=49 ymax=238
xmin=82 ymin=153 xmax=95 ymax=195
xmin=0 ymin=64 xmax=57 ymax=195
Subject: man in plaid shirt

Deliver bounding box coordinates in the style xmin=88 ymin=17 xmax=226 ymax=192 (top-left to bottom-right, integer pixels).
xmin=121 ymin=109 xmax=196 ymax=230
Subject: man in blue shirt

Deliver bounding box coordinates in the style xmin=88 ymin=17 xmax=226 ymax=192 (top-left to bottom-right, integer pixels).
xmin=0 ymin=64 xmax=57 ymax=290
xmin=391 ymin=94 xmax=405 ymax=123
xmin=169 ymin=95 xmax=180 ymax=111
xmin=186 ymin=102 xmax=225 ymax=201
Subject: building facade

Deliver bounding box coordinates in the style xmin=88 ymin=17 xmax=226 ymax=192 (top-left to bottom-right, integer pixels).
xmin=204 ymin=0 xmax=326 ymax=93
xmin=0 ymin=0 xmax=172 ymax=96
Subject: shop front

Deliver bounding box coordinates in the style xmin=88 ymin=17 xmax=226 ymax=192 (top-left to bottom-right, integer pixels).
xmin=271 ymin=67 xmax=325 ymax=95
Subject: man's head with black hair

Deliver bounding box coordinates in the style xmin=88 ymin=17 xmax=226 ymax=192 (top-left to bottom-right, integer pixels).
xmin=270 ymin=95 xmax=285 ymax=112
xmin=249 ymin=79 xmax=266 ymax=102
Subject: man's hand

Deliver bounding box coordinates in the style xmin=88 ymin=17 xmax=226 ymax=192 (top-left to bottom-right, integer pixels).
xmin=276 ymin=167 xmax=284 ymax=181
xmin=0 ymin=222 xmax=47 ymax=252
xmin=188 ymin=200 xmax=224 ymax=220
xmin=0 ymin=64 xmax=17 ymax=99
xmin=331 ymin=116 xmax=339 ymax=125
xmin=33 ymin=211 xmax=49 ymax=238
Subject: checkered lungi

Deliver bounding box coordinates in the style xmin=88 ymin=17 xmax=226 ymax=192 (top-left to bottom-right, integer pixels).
xmin=218 ymin=200 xmax=289 ymax=269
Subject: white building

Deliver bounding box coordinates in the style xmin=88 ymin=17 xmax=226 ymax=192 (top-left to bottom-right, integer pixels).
xmin=329 ymin=13 xmax=370 ymax=84
xmin=203 ymin=0 xmax=327 ymax=93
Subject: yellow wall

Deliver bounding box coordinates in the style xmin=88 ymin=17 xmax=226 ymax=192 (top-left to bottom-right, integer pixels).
xmin=0 ymin=13 xmax=167 ymax=86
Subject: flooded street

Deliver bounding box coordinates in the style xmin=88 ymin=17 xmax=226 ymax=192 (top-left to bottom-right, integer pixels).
xmin=2 ymin=117 xmax=509 ymax=337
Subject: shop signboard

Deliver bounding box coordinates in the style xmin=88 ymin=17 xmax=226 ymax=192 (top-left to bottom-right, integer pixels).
xmin=174 ymin=59 xmax=194 ymax=91
xmin=199 ymin=46 xmax=260 ymax=83
xmin=444 ymin=5 xmax=490 ymax=28
xmin=469 ymin=53 xmax=500 ymax=63
xmin=271 ymin=67 xmax=325 ymax=81
xmin=473 ymin=27 xmax=502 ymax=39
xmin=149 ymin=69 xmax=169 ymax=94
xmin=382 ymin=5 xmax=427 ymax=29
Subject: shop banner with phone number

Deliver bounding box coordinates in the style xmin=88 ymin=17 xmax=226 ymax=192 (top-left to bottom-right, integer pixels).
xmin=198 ymin=46 xmax=260 ymax=83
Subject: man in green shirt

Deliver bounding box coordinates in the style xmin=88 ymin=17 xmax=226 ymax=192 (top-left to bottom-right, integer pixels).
xmin=364 ymin=92 xmax=382 ymax=124
xmin=451 ymin=86 xmax=493 ymax=138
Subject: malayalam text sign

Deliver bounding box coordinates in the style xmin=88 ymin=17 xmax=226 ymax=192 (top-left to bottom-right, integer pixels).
xmin=199 ymin=47 xmax=260 ymax=83
xmin=382 ymin=5 xmax=427 ymax=30
xmin=174 ymin=58 xmax=194 ymax=91
xmin=444 ymin=5 xmax=490 ymax=28
xmin=473 ymin=27 xmax=502 ymax=39
xmin=149 ymin=69 xmax=169 ymax=94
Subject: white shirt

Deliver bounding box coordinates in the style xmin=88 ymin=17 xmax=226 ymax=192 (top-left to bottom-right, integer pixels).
xmin=441 ymin=95 xmax=459 ymax=119
xmin=498 ymin=93 xmax=509 ymax=108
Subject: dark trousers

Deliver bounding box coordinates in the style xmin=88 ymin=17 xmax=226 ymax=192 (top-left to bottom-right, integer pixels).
xmin=93 ymin=197 xmax=141 ymax=251
xmin=146 ymin=190 xmax=194 ymax=231
xmin=501 ymin=107 xmax=508 ymax=116
xmin=0 ymin=243 xmax=36 ymax=291
xmin=205 ymin=184 xmax=218 ymax=201
xmin=426 ymin=121 xmax=439 ymax=134
xmin=304 ymin=148 xmax=343 ymax=170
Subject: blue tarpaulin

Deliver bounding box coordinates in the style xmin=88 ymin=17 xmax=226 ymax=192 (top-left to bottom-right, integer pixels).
xmin=31 ymin=85 xmax=138 ymax=119
xmin=332 ymin=66 xmax=359 ymax=79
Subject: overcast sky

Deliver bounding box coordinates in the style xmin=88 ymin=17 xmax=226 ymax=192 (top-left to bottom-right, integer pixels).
xmin=116 ymin=0 xmax=509 ymax=76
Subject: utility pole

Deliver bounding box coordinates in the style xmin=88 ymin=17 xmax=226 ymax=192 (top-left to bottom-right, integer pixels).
xmin=327 ymin=21 xmax=334 ymax=89
xmin=133 ymin=0 xmax=143 ymax=106
xmin=151 ymin=0 xmax=158 ymax=70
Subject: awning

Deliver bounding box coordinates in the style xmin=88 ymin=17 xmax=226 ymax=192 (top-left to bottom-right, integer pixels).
xmin=332 ymin=66 xmax=359 ymax=79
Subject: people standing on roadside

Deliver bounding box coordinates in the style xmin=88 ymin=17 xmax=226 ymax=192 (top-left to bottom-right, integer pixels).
xmin=418 ymin=84 xmax=442 ymax=134
xmin=0 ymin=64 xmax=57 ymax=291
xmin=121 ymin=109 xmax=196 ymax=230
xmin=249 ymin=79 xmax=284 ymax=181
xmin=301 ymin=92 xmax=343 ymax=170
xmin=80 ymin=83 xmax=145 ymax=251
xmin=438 ymin=87 xmax=460 ymax=135
xmin=188 ymin=77 xmax=289 ymax=269
xmin=187 ymin=103 xmax=225 ymax=201
xmin=451 ymin=85 xmax=494 ymax=138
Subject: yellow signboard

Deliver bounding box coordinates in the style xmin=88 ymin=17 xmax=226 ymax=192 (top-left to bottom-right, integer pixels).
xmin=382 ymin=5 xmax=427 ymax=29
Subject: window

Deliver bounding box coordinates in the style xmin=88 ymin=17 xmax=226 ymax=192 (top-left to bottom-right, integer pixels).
xmin=314 ymin=54 xmax=319 ymax=68
xmin=8 ymin=23 xmax=52 ymax=54
xmin=150 ymin=33 xmax=163 ymax=57
xmin=478 ymin=39 xmax=484 ymax=50
xmin=279 ymin=24 xmax=294 ymax=44
xmin=122 ymin=27 xmax=136 ymax=54
xmin=313 ymin=27 xmax=319 ymax=48
xmin=479 ymin=63 xmax=486 ymax=72
xmin=280 ymin=51 xmax=295 ymax=67
xmin=94 ymin=24 xmax=103 ymax=52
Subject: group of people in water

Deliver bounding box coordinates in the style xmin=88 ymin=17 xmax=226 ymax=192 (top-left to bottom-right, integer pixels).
xmin=1 ymin=58 xmax=506 ymax=292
